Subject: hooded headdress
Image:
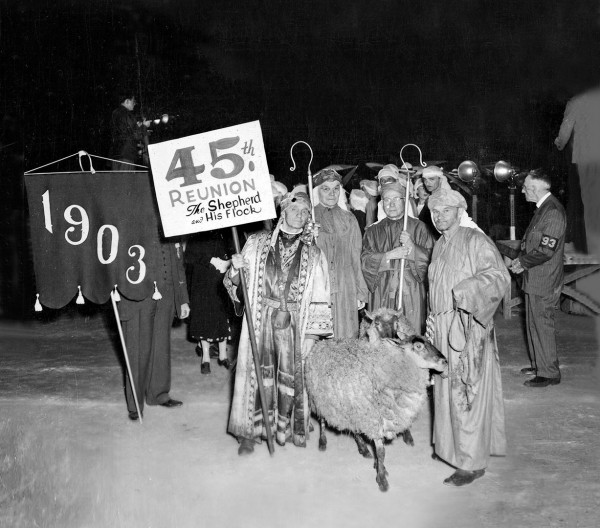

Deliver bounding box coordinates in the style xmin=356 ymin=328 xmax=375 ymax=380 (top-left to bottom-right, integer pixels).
xmin=428 ymin=188 xmax=468 ymax=210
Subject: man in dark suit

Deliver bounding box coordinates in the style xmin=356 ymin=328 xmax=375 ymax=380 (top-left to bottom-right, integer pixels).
xmin=120 ymin=232 xmax=190 ymax=420
xmin=509 ymin=170 xmax=566 ymax=388
xmin=110 ymin=93 xmax=151 ymax=170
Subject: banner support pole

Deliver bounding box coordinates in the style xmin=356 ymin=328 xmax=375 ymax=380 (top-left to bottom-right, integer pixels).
xmin=231 ymin=226 xmax=275 ymax=455
xmin=110 ymin=291 xmax=143 ymax=424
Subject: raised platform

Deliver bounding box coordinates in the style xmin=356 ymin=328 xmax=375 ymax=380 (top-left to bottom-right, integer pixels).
xmin=495 ymin=239 xmax=600 ymax=318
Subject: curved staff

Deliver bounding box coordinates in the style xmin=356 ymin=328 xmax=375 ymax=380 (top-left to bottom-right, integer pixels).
xmin=230 ymin=226 xmax=275 ymax=455
xmin=397 ymin=144 xmax=427 ymax=311
xmin=289 ymin=141 xmax=315 ymax=221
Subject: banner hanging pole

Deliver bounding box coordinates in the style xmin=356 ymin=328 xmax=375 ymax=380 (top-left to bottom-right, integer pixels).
xmin=110 ymin=291 xmax=143 ymax=424
xmin=231 ymin=226 xmax=275 ymax=455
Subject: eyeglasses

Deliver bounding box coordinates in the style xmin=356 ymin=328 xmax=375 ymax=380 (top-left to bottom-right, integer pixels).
xmin=382 ymin=197 xmax=403 ymax=205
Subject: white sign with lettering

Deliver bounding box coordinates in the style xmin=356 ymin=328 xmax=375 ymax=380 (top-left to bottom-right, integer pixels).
xmin=148 ymin=120 xmax=275 ymax=237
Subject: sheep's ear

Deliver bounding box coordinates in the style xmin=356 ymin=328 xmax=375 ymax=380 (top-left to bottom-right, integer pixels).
xmin=363 ymin=310 xmax=373 ymax=323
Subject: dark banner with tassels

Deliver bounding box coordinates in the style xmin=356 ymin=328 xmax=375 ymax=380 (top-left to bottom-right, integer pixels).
xmin=25 ymin=171 xmax=164 ymax=309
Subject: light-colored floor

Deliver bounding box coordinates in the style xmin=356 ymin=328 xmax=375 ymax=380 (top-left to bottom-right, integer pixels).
xmin=0 ymin=306 xmax=598 ymax=528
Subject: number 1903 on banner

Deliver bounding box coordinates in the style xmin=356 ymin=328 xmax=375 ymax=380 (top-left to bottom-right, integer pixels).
xmin=148 ymin=120 xmax=276 ymax=237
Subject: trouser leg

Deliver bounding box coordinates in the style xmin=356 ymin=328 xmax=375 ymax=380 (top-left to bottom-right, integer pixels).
xmin=527 ymin=291 xmax=561 ymax=378
xmin=525 ymin=294 xmax=537 ymax=369
xmin=146 ymin=285 xmax=175 ymax=405
xmin=122 ymin=297 xmax=156 ymax=413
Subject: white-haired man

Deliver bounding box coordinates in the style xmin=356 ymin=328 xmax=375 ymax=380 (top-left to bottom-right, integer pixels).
xmin=427 ymin=188 xmax=509 ymax=486
xmin=509 ymin=170 xmax=566 ymax=387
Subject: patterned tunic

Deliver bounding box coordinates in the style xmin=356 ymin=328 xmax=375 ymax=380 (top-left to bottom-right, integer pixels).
xmin=224 ymin=230 xmax=329 ymax=446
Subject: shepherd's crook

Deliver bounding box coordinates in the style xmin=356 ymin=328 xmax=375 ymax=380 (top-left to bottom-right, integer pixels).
xmin=397 ymin=144 xmax=426 ymax=312
xmin=289 ymin=141 xmax=315 ymax=221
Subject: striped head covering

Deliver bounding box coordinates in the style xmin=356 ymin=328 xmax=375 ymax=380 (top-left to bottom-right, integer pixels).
xmin=313 ymin=168 xmax=342 ymax=188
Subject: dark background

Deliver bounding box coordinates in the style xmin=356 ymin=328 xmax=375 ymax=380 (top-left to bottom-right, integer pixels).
xmin=1 ymin=0 xmax=599 ymax=316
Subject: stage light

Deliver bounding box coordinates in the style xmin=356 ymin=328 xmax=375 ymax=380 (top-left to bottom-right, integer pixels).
xmin=493 ymin=160 xmax=516 ymax=183
xmin=161 ymin=114 xmax=169 ymax=124
xmin=455 ymin=160 xmax=481 ymax=222
xmin=457 ymin=160 xmax=480 ymax=183
xmin=492 ymin=161 xmax=519 ymax=240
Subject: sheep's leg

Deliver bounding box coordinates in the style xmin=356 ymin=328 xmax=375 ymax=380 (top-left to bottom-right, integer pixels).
xmin=374 ymin=439 xmax=389 ymax=492
xmin=354 ymin=433 xmax=373 ymax=458
xmin=402 ymin=429 xmax=415 ymax=446
xmin=318 ymin=417 xmax=327 ymax=451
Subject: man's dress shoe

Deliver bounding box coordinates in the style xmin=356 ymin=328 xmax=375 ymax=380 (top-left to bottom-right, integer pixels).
xmin=159 ymin=399 xmax=183 ymax=408
xmin=520 ymin=367 xmax=536 ymax=375
xmin=524 ymin=376 xmax=561 ymax=387
xmin=443 ymin=469 xmax=485 ymax=487
xmin=128 ymin=411 xmax=139 ymax=421
xmin=201 ymin=362 xmax=211 ymax=374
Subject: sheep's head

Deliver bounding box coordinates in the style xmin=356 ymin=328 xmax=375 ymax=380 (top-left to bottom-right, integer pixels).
xmin=400 ymin=335 xmax=448 ymax=376
xmin=363 ymin=308 xmax=414 ymax=343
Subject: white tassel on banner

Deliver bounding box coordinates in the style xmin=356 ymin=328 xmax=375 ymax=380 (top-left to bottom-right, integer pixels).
xmin=113 ymin=285 xmax=121 ymax=302
xmin=76 ymin=285 xmax=85 ymax=304
xmin=34 ymin=294 xmax=43 ymax=312
xmin=152 ymin=281 xmax=162 ymax=300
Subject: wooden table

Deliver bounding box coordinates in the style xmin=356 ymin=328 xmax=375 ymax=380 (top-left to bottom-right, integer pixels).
xmin=495 ymin=240 xmax=600 ymax=319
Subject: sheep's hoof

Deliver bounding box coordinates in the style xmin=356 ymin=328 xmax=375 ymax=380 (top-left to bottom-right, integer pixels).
xmin=357 ymin=444 xmax=373 ymax=459
xmin=376 ymin=474 xmax=389 ymax=492
xmin=402 ymin=430 xmax=415 ymax=447
xmin=318 ymin=438 xmax=327 ymax=451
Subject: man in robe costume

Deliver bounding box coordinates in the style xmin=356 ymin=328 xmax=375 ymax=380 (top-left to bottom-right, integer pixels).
xmin=360 ymin=179 xmax=379 ymax=229
xmin=375 ymin=164 xmax=420 ymax=222
xmin=427 ymin=189 xmax=509 ymax=486
xmin=224 ymin=192 xmax=329 ymax=454
xmin=361 ymin=181 xmax=435 ymax=334
xmin=313 ymin=168 xmax=368 ymax=338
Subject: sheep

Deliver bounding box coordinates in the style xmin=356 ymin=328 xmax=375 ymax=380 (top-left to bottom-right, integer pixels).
xmin=356 ymin=308 xmax=419 ymax=448
xmin=358 ymin=307 xmax=415 ymax=341
xmin=304 ymin=309 xmax=448 ymax=492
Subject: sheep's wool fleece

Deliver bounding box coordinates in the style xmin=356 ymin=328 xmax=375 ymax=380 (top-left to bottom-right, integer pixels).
xmin=428 ymin=226 xmax=509 ymax=471
xmin=305 ymin=338 xmax=430 ymax=440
